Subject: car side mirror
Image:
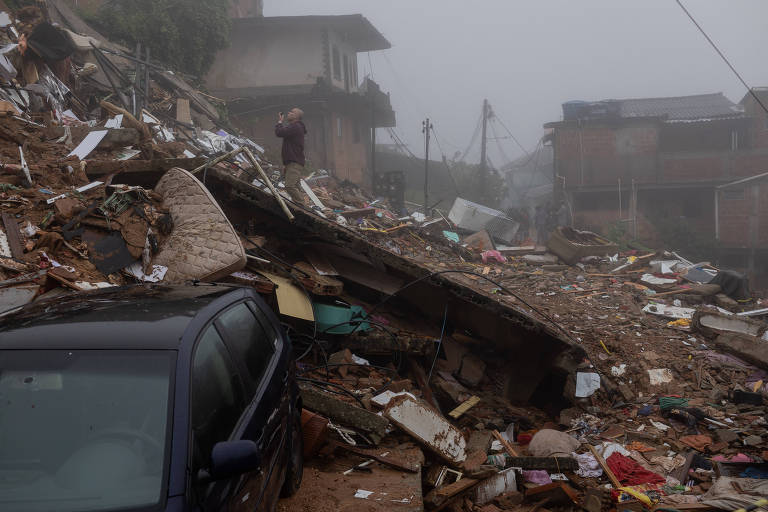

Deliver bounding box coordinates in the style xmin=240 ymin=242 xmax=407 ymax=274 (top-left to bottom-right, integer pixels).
xmin=209 ymin=440 xmax=262 ymax=481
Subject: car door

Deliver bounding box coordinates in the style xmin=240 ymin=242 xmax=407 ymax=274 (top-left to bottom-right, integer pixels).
xmin=213 ymin=299 xmax=288 ymax=512
xmin=188 ymin=323 xmax=253 ymax=511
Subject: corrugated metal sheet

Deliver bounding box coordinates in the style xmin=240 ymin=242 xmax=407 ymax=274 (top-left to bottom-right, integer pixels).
xmin=616 ymin=93 xmax=744 ymax=120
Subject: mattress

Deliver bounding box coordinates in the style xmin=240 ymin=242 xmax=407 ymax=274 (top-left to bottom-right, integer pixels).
xmin=152 ymin=167 xmax=246 ymax=283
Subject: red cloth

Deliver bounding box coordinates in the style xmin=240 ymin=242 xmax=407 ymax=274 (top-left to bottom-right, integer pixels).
xmin=606 ymin=453 xmax=665 ymax=486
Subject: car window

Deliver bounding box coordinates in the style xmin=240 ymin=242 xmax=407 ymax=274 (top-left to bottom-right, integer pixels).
xmin=216 ymin=302 xmax=276 ymax=387
xmin=191 ymin=325 xmax=245 ymax=468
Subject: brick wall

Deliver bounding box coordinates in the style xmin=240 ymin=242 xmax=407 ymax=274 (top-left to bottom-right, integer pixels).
xmin=718 ymin=181 xmax=768 ymax=248
xmin=555 ymin=123 xmax=659 ymax=188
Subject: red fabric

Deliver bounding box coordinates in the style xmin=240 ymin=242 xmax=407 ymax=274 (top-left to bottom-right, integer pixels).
xmin=606 ymin=453 xmax=665 ymax=486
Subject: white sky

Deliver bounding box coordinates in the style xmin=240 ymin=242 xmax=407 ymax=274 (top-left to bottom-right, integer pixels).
xmin=265 ymin=1 xmax=768 ymax=166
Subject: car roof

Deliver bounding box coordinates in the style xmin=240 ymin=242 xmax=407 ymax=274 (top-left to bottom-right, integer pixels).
xmin=0 ymin=284 xmax=242 ymax=350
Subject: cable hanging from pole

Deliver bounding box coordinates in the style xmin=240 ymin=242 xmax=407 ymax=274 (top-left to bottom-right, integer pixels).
xmin=675 ymin=0 xmax=768 ymax=115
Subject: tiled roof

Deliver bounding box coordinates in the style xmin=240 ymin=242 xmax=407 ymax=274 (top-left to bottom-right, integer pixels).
xmin=613 ymin=93 xmax=744 ymax=120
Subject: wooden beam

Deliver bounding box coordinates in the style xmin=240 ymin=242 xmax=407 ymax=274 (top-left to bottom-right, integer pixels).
xmin=2 ymin=213 xmax=24 ymax=260
xmin=85 ymin=157 xmax=208 ymax=176
xmin=492 ymin=429 xmax=520 ymax=457
xmin=588 ymin=444 xmax=622 ymax=488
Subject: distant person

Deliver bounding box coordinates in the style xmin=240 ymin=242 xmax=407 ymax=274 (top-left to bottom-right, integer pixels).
xmin=275 ymin=107 xmax=308 ymax=204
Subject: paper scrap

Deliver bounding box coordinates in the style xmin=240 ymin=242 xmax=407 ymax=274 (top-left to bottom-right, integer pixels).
xmin=575 ymin=372 xmax=601 ymax=397
xmin=647 ymin=368 xmax=673 ymax=386
xmin=105 ymin=114 xmax=123 ymax=129
xmin=116 ymin=148 xmax=142 ymax=161
xmin=67 ymin=130 xmax=108 ymax=160
xmin=182 ymin=149 xmax=196 ymax=158
xmin=124 ymin=262 xmax=168 ymax=282
xmin=354 ymin=490 xmax=374 ymax=499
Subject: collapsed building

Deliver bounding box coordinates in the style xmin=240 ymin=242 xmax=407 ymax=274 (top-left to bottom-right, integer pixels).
xmin=546 ymin=92 xmax=768 ymax=288
xmin=2 ymin=2 xmax=768 ymax=511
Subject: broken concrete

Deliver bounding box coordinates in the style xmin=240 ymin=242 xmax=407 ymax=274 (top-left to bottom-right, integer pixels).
xmin=384 ymin=397 xmax=467 ymax=465
xmin=694 ymin=310 xmax=767 ymax=339
xmin=300 ymin=384 xmax=389 ymax=444
xmin=713 ymin=333 xmax=768 ymax=370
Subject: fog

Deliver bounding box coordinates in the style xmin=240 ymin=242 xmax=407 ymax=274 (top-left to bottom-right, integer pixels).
xmin=266 ymin=0 xmax=768 ymax=166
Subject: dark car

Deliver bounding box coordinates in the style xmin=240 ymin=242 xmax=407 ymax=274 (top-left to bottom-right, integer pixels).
xmin=0 ymin=284 xmax=303 ymax=512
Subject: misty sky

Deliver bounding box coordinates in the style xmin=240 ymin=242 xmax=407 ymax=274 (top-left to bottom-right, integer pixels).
xmin=265 ymin=1 xmax=768 ymax=167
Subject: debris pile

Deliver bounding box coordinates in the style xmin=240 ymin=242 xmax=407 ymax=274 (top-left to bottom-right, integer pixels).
xmin=1 ymin=4 xmax=767 ymax=512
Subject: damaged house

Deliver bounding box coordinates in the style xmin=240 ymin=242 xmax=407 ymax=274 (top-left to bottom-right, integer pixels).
xmin=546 ymin=92 xmax=768 ymax=286
xmin=205 ymin=10 xmax=396 ymax=188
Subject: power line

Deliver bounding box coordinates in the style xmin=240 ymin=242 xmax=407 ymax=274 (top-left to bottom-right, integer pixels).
xmin=431 ymin=125 xmax=461 ymax=195
xmin=492 ymin=110 xmax=531 ymax=157
xmin=459 ymin=110 xmax=484 ymax=162
xmin=489 ymin=119 xmax=513 ymax=167
xmin=675 ymin=0 xmax=768 ymax=115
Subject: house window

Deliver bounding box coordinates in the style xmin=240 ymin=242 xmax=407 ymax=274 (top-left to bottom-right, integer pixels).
xmin=332 ymin=45 xmax=341 ymax=81
xmin=722 ymin=188 xmax=746 ymax=201
xmin=731 ymin=130 xmax=739 ymax=151
xmin=343 ymin=54 xmax=350 ymax=91
xmin=337 ymin=117 xmax=343 ymax=138
xmin=353 ymin=119 xmax=361 ymax=143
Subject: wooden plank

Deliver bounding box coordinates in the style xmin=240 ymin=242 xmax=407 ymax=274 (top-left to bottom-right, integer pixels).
xmin=330 ymin=441 xmax=420 ymax=473
xmin=176 ymin=98 xmax=192 ymax=125
xmin=2 ymin=213 xmax=24 ymax=260
xmin=492 ymin=429 xmax=520 ymax=457
xmin=588 ymin=444 xmax=622 ymax=488
xmin=85 ymin=157 xmax=208 ymax=176
xmin=505 ymin=456 xmax=579 ymax=472
xmin=424 ymin=478 xmax=478 ymax=508
xmin=449 ymin=396 xmax=481 ymax=419
xmin=291 ymin=261 xmax=343 ymax=296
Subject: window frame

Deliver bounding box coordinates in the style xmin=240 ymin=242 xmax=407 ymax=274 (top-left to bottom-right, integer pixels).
xmin=332 ymin=45 xmax=341 ymax=81
xmin=212 ymin=300 xmax=279 ymax=397
xmin=188 ymin=322 xmax=249 ymax=472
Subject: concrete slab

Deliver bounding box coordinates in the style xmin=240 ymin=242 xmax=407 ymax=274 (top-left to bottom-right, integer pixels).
xmin=384 ymin=397 xmax=466 ymax=465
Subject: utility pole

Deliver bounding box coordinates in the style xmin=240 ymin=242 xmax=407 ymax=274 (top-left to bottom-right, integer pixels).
xmin=370 ymin=92 xmax=377 ymax=190
xmin=479 ymin=99 xmax=489 ymax=200
xmin=423 ymin=118 xmax=432 ymax=215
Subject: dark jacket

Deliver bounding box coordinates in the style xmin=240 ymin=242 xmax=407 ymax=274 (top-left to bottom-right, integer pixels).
xmin=275 ymin=121 xmax=307 ymax=166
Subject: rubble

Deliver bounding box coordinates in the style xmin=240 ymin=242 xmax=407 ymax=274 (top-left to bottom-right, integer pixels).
xmin=2 ymin=4 xmax=768 ymax=512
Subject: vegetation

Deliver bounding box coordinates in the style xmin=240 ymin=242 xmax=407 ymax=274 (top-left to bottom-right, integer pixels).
xmin=83 ymin=0 xmax=232 ymax=77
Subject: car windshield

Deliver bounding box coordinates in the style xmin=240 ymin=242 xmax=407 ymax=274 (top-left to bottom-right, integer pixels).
xmin=0 ymin=350 xmax=175 ymax=512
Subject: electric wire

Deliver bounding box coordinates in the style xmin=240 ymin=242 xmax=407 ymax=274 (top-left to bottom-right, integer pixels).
xmin=459 ymin=110 xmax=484 ymax=163
xmin=675 ymin=0 xmax=768 ymax=116
xmin=430 ymin=125 xmax=461 ymax=195
xmin=493 ymin=112 xmax=531 ymax=157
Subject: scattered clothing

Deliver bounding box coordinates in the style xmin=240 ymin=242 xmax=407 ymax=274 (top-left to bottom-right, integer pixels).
xmin=680 ymin=434 xmax=713 ymax=452
xmin=574 ymin=452 xmax=603 ymax=478
xmin=607 ymin=453 xmax=665 ymax=486
xmin=523 ymin=470 xmax=552 ymax=485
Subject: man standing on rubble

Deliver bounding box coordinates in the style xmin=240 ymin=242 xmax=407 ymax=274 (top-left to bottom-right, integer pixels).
xmin=275 ymin=108 xmax=308 ymax=204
